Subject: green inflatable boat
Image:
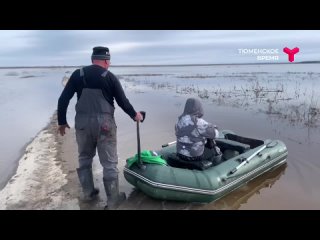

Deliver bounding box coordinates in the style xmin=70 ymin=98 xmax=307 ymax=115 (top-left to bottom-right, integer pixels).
xmin=123 ymin=130 xmax=288 ymax=203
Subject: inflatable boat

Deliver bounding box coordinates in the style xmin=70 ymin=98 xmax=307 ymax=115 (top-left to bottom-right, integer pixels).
xmin=123 ymin=130 xmax=288 ymax=203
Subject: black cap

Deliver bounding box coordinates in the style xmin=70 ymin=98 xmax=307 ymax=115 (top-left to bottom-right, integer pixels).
xmin=91 ymin=46 xmax=110 ymax=60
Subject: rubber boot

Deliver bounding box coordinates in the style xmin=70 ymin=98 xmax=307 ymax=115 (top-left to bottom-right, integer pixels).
xmin=76 ymin=167 xmax=99 ymax=202
xmin=103 ymin=178 xmax=126 ymax=210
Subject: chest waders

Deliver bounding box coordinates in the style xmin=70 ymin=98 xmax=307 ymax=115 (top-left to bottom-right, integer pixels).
xmin=75 ymin=68 xmax=126 ymax=208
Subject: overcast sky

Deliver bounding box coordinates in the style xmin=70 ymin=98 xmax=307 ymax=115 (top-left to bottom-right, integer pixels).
xmin=0 ymin=30 xmax=319 ymax=66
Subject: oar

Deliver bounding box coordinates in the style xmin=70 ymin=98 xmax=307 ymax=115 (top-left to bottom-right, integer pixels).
xmin=228 ymin=140 xmax=278 ymax=175
xmin=162 ymin=141 xmax=177 ymax=148
xmin=137 ymin=111 xmax=146 ymax=169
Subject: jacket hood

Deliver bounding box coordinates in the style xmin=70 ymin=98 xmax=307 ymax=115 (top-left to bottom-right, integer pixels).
xmin=182 ymin=98 xmax=204 ymax=118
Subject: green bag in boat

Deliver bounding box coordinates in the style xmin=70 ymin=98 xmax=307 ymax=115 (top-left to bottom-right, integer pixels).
xmin=127 ymin=150 xmax=167 ymax=168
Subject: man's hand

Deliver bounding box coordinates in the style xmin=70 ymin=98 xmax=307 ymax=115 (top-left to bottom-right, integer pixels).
xmin=58 ymin=124 xmax=70 ymax=136
xmin=134 ymin=112 xmax=144 ymax=122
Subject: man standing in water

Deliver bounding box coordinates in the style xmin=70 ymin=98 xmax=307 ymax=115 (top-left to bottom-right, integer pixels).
xmin=57 ymin=46 xmax=143 ymax=209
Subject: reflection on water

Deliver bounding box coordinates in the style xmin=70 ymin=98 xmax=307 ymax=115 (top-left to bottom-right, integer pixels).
xmin=200 ymin=164 xmax=287 ymax=210
xmin=118 ymin=164 xmax=287 ymax=210
xmin=0 ymin=67 xmax=76 ymax=189
xmin=118 ymin=64 xmax=320 ymax=128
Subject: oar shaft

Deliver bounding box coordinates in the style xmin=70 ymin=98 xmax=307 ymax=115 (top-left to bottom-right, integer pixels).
xmin=229 ymin=145 xmax=267 ymax=175
xmin=137 ymin=121 xmax=142 ymax=166
xmin=162 ymin=141 xmax=177 ymax=148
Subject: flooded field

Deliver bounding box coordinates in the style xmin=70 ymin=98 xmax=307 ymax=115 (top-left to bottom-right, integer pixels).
xmin=1 ymin=64 xmax=320 ymax=209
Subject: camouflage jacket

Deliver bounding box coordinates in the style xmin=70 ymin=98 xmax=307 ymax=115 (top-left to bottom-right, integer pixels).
xmin=175 ymin=98 xmax=218 ymax=157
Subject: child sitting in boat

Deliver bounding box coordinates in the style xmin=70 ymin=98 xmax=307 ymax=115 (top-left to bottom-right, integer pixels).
xmin=175 ymin=98 xmax=222 ymax=166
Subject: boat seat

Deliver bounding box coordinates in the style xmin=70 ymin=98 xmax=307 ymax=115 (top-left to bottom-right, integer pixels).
xmin=166 ymin=153 xmax=214 ymax=171
xmin=224 ymin=133 xmax=264 ymax=149
xmin=215 ymin=139 xmax=250 ymax=154
xmin=223 ymin=149 xmax=240 ymax=160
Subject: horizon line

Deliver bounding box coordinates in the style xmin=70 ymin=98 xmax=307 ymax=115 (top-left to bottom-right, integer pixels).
xmin=0 ymin=61 xmax=319 ymax=69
